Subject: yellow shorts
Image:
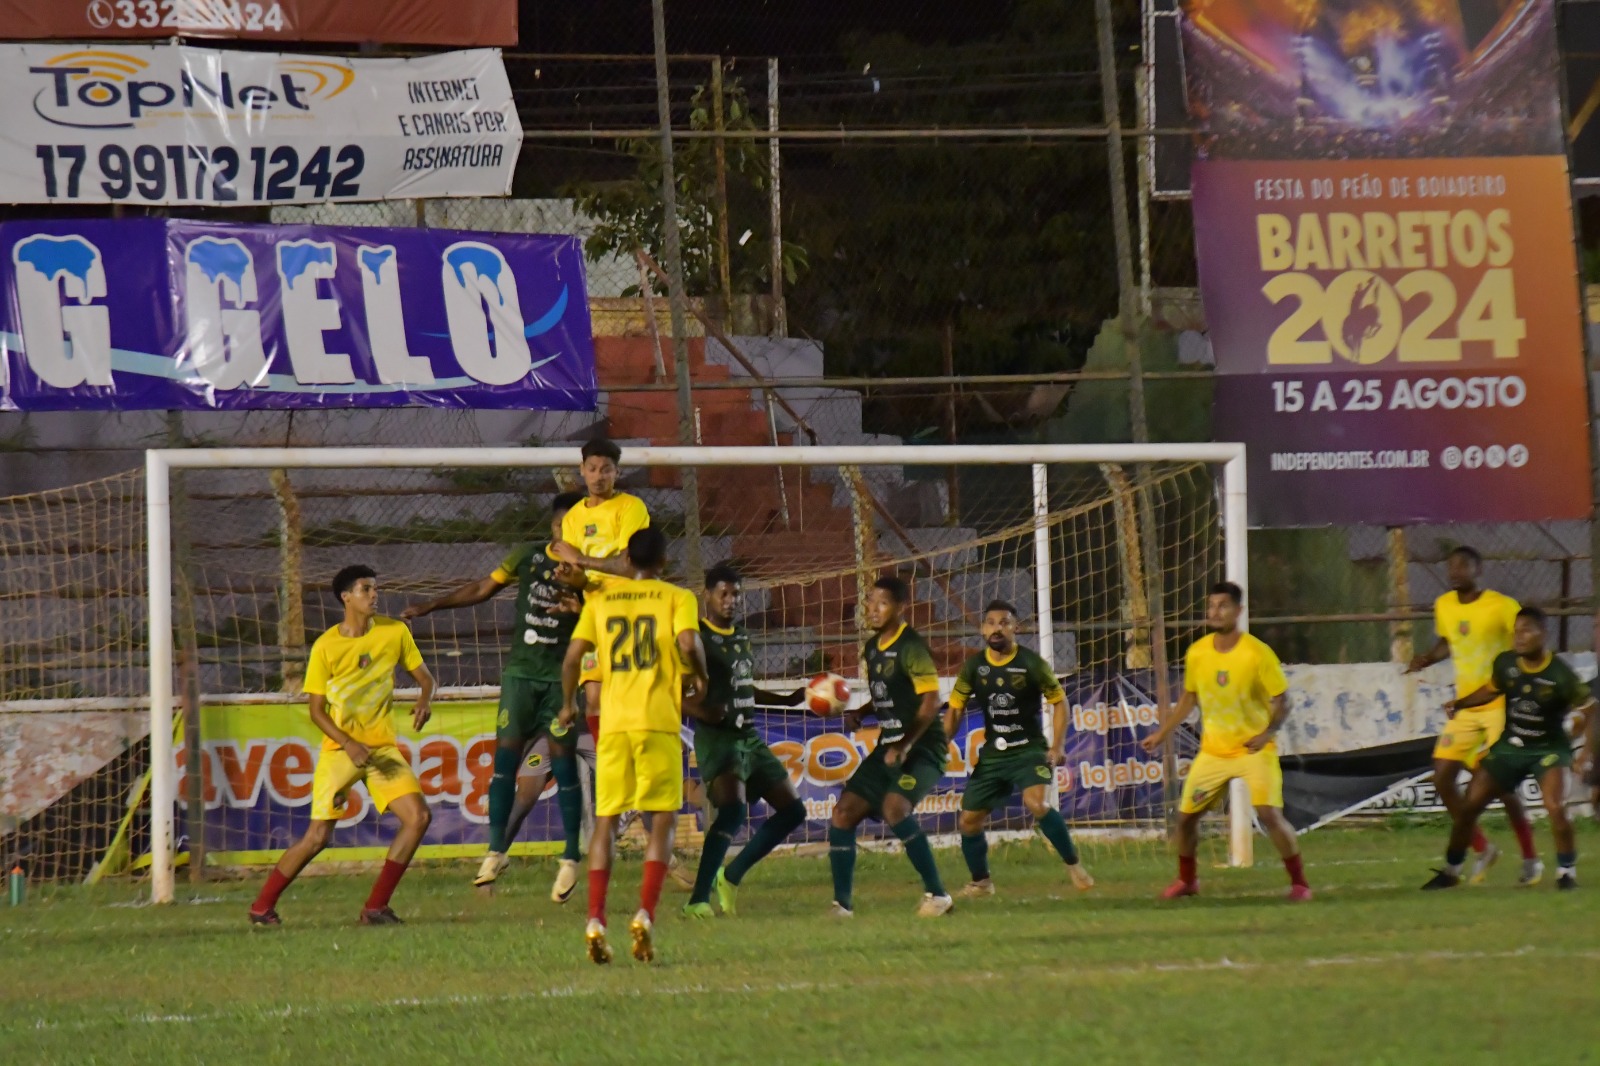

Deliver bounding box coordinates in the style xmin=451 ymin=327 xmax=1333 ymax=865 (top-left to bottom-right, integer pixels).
xmin=311 ymin=744 xmax=422 ymax=821
xmin=595 ymin=729 xmax=682 ymax=816
xmin=1179 ymin=747 xmax=1283 ymax=813
xmin=1433 ymin=702 xmax=1505 ymax=767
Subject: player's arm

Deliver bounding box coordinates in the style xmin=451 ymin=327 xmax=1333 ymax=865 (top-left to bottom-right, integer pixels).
xmin=408 ymin=662 xmax=436 ymax=731
xmin=1141 ymin=689 xmax=1197 ymax=753
xmin=560 ymin=638 xmax=593 ymax=730
xmin=1406 ymin=636 xmax=1450 ymax=674
xmin=308 ymin=694 xmax=369 ymax=767
xmin=677 ymin=627 xmax=715 ymax=721
xmin=553 ymin=546 xmax=635 ymax=578
xmin=1244 ymin=645 xmax=1291 ymax=752
xmin=1573 ymin=692 xmax=1598 ymax=775
xmin=754 ymin=686 xmax=807 ymax=710
xmin=401 ymin=575 xmax=508 ymax=620
xmin=1450 ymin=680 xmax=1502 ymax=715
xmin=885 ymin=643 xmax=942 ymax=767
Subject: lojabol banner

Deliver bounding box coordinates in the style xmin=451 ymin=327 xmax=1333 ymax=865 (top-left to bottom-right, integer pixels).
xmin=0 ymin=1 xmax=515 ymax=46
xmin=164 ymin=675 xmax=1189 ymax=864
xmin=0 ymin=44 xmax=520 ymax=205
xmin=0 ymin=218 xmax=598 ymax=411
xmin=1182 ymin=0 xmax=1592 ymax=525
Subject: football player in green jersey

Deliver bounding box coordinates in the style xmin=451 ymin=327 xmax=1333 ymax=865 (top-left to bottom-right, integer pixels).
xmin=682 ymin=564 xmax=810 ymax=918
xmin=828 ymin=576 xmax=954 ymax=918
xmin=946 ymin=601 xmax=1092 ymax=897
xmin=402 ymin=491 xmax=589 ymax=900
xmin=1423 ymin=607 xmax=1596 ymax=891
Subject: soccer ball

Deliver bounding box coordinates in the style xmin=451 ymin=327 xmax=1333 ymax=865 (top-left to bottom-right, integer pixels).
xmin=806 ymin=672 xmax=850 ymax=715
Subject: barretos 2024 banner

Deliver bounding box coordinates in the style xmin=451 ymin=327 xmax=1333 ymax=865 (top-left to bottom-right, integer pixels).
xmin=167 ymin=676 xmax=1190 ymax=864
xmin=0 ymin=44 xmax=520 ymax=205
xmin=1182 ymin=0 xmax=1592 ymax=525
xmin=0 ymin=218 xmax=598 ymax=411
xmin=0 ymin=1 xmax=515 ymax=46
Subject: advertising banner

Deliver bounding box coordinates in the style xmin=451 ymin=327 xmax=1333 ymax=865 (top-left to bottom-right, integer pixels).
xmin=0 ymin=1 xmax=516 ymax=47
xmin=1 ymin=218 xmax=597 ymax=411
xmin=0 ymin=44 xmax=520 ymax=205
xmin=1181 ymin=0 xmax=1591 ymax=525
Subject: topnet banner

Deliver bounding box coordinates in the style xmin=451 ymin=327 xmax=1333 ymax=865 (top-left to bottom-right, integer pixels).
xmin=0 ymin=1 xmax=516 ymax=46
xmin=0 ymin=44 xmax=520 ymax=205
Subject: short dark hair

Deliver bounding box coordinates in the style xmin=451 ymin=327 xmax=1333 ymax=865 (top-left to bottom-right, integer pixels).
xmin=627 ymin=527 xmax=667 ymax=571
xmin=1209 ymin=580 xmax=1243 ymax=606
xmin=984 ymin=599 xmax=1018 ymax=618
xmin=1516 ymin=606 xmax=1547 ymax=628
xmin=551 ymin=490 xmax=584 ymax=516
xmin=332 ymin=564 xmax=376 ymax=599
xmin=581 ymin=438 xmax=622 ymax=464
xmin=1448 ymin=545 xmax=1483 ymax=566
xmin=873 ymin=575 xmax=911 ymax=605
xmin=705 ymin=563 xmax=742 ymax=590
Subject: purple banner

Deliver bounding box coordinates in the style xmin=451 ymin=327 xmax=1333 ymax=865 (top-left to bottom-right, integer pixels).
xmin=1 ymin=218 xmax=597 ymax=411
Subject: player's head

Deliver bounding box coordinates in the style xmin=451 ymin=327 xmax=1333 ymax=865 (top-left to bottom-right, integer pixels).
xmin=580 ymin=438 xmax=622 ymax=499
xmin=625 ymin=526 xmax=668 ymax=577
xmin=981 ymin=599 xmax=1019 ymax=653
xmin=1513 ymin=606 xmax=1547 ymax=657
xmin=1206 ymin=580 xmax=1243 ymax=633
xmin=704 ymin=563 xmax=742 ymax=625
xmin=867 ymin=575 xmax=910 ymax=631
xmin=550 ymin=490 xmax=584 ymax=542
xmin=332 ymin=564 xmax=378 ymax=616
xmin=1446 ymin=546 xmax=1482 ymax=593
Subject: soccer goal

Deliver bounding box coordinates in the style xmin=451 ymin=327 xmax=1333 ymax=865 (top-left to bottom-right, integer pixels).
xmin=106 ymin=443 xmax=1241 ymax=901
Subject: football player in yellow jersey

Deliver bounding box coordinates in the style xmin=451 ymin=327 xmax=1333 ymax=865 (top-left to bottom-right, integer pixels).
xmin=559 ymin=527 xmax=710 ymax=965
xmin=1405 ymin=546 xmax=1541 ymax=884
xmin=1143 ymin=581 xmax=1311 ymax=901
xmin=249 ymin=565 xmax=435 ymax=927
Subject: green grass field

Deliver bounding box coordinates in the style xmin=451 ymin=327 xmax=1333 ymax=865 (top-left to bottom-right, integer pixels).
xmin=4 ymin=819 xmax=1599 ymax=1065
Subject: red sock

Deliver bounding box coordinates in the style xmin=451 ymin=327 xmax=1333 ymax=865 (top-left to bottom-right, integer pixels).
xmin=1178 ymin=854 xmax=1198 ymax=885
xmin=1509 ymin=814 xmax=1538 ymax=861
xmin=1470 ymin=825 xmax=1488 ymax=854
xmin=1283 ymin=853 xmax=1308 ymax=888
xmin=640 ymin=859 xmax=669 ymax=921
xmin=364 ymin=859 xmax=408 ymax=911
xmin=252 ymin=867 xmax=292 ymax=914
xmin=588 ymin=868 xmax=610 ymax=923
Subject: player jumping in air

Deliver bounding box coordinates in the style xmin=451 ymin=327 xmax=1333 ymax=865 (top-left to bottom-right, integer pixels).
xmin=402 ymin=491 xmax=588 ymax=900
xmin=1406 ymin=546 xmax=1542 ymax=884
xmin=1142 ymin=581 xmax=1312 ymax=902
xmin=1423 ymin=607 xmax=1595 ymax=892
xmin=828 ymin=576 xmax=954 ymax=918
xmin=250 ymin=565 xmax=435 ymax=927
xmin=560 ymin=528 xmax=709 ymax=964
xmin=682 ymin=564 xmax=810 ymax=918
xmin=948 ymin=600 xmax=1092 ymax=898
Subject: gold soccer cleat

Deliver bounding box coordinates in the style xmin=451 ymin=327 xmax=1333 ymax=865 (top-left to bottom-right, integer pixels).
xmin=629 ymin=909 xmax=655 ymax=962
xmin=585 ymin=919 xmax=613 ymax=964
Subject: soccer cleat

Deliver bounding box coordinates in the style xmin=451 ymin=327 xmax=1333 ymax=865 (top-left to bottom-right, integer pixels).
xmin=248 ymin=907 xmax=282 ymax=927
xmin=474 ymin=851 xmax=509 ymax=888
xmin=1286 ymin=884 xmax=1314 ymax=902
xmin=585 ymin=919 xmax=613 ymax=965
xmin=1468 ymin=841 xmax=1501 ymax=885
xmin=1067 ymin=864 xmax=1095 ymax=891
xmin=1557 ymin=871 xmax=1578 ymax=891
xmin=359 ymin=907 xmax=404 ymax=926
xmin=916 ymin=893 xmax=954 ymax=918
xmin=629 ymin=909 xmax=655 ymax=962
xmin=1160 ymin=879 xmax=1200 ymax=900
xmin=1420 ymin=869 xmax=1461 ymax=891
xmin=1517 ymin=859 xmax=1545 ymax=887
xmin=681 ymin=901 xmax=714 ymax=919
xmin=551 ymin=859 xmax=580 ymax=904
xmin=712 ymin=867 xmax=737 ymax=917
xmin=668 ymin=854 xmax=695 ymax=892
xmin=958 ymin=879 xmax=996 ymax=899
xmin=828 ymin=901 xmax=854 ymax=918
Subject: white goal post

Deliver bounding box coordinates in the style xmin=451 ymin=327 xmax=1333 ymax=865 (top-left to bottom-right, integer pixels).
xmin=145 ymin=442 xmax=1250 ymax=903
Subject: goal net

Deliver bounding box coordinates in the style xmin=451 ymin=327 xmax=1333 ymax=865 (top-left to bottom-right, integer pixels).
xmin=2 ymin=444 xmax=1246 ymax=901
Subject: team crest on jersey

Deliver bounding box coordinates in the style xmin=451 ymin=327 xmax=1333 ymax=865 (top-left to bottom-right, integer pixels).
xmin=898 ymin=774 xmax=917 ymax=790
xmin=1036 ymin=765 xmax=1051 ymax=780
xmin=1541 ymin=753 xmax=1561 ymax=767
xmin=497 ymin=708 xmax=510 ymax=729
xmin=358 ymin=653 xmax=372 ymax=669
xmin=1216 ymin=670 xmax=1229 ymax=687
xmin=882 ymin=660 xmax=897 ymax=677
xmin=525 ymin=753 xmax=544 ymax=769
xmin=585 ymin=524 xmax=597 ymax=537
xmin=978 ymin=665 xmax=990 ymax=677
xmin=1012 ymin=675 xmax=1026 ymax=690
xmin=1458 ymin=621 xmax=1470 ymax=636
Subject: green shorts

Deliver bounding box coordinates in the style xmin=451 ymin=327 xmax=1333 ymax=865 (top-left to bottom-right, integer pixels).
xmin=498 ymin=675 xmax=572 ymax=746
xmin=961 ymin=749 xmax=1053 ymax=812
xmin=843 ymin=743 xmax=945 ymax=815
xmin=694 ymin=727 xmax=791 ymax=797
xmin=1481 ymin=743 xmax=1571 ymax=792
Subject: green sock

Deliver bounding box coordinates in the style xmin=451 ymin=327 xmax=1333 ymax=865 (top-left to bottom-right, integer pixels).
xmin=487 ymin=745 xmax=522 ymax=853
xmin=727 ymin=802 xmax=806 ymax=886
xmin=551 ymin=752 xmax=583 ymax=862
xmin=690 ymin=803 xmax=746 ymax=904
xmin=1037 ymin=809 xmax=1079 ymax=865
xmin=960 ymin=831 xmax=990 ymax=881
xmin=827 ymin=825 xmax=857 ymax=909
xmin=891 ymin=816 xmax=946 ymax=897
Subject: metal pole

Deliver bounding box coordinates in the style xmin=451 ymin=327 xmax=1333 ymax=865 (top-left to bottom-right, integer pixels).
xmin=1094 ymin=0 xmax=1146 ymax=437
xmin=1387 ymin=527 xmax=1414 ymax=665
xmin=147 ymin=450 xmax=175 ymax=904
xmin=711 ymin=57 xmax=734 ymax=327
xmin=767 ymin=57 xmax=786 ymax=337
xmin=1135 ymin=63 xmax=1154 ymax=321
xmin=652 ymin=0 xmax=704 ymax=585
xmin=1222 ymin=453 xmax=1253 ymax=866
xmin=1033 ymin=463 xmax=1060 ymax=810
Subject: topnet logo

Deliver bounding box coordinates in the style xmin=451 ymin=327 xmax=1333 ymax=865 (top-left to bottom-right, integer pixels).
xmin=28 ymin=50 xmax=355 ymax=130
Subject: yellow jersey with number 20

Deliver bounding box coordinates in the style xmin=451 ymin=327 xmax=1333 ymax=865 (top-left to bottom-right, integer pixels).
xmin=573 ymin=576 xmax=699 ymax=734
xmin=1183 ymin=632 xmax=1289 ymax=758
